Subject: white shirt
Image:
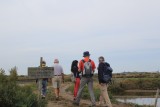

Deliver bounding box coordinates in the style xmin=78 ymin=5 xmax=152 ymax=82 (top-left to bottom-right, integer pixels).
xmin=53 ymin=63 xmax=63 ymax=75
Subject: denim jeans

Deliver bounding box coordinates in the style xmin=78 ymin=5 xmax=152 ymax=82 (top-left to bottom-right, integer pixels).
xmin=42 ymin=79 xmax=47 ymax=96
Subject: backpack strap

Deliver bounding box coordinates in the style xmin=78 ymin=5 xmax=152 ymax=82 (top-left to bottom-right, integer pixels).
xmin=82 ymin=59 xmax=85 ymax=63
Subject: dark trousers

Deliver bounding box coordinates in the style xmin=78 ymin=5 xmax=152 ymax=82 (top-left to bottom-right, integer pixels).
xmin=75 ymin=77 xmax=96 ymax=106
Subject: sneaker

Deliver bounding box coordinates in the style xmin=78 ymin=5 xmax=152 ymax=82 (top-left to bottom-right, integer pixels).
xmin=42 ymin=96 xmax=45 ymax=99
xmin=56 ymin=97 xmax=59 ymax=100
xmin=41 ymin=95 xmax=45 ymax=99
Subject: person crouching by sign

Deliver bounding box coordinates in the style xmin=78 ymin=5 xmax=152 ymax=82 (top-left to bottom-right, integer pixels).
xmin=52 ymin=59 xmax=64 ymax=100
xmin=39 ymin=61 xmax=48 ymax=99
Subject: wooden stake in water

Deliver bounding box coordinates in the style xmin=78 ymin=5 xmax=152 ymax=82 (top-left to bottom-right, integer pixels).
xmin=155 ymin=88 xmax=159 ymax=107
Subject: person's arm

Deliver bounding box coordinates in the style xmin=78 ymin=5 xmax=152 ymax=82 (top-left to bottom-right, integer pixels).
xmin=92 ymin=61 xmax=96 ymax=72
xmin=36 ymin=79 xmax=38 ymax=83
xmin=62 ymin=73 xmax=64 ymax=83
xmin=71 ymin=65 xmax=74 ymax=73
xmin=78 ymin=60 xmax=82 ymax=72
xmin=61 ymin=67 xmax=64 ymax=83
xmin=98 ymin=63 xmax=105 ymax=85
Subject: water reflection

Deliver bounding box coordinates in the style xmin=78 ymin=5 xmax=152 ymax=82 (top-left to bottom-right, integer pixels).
xmin=117 ymin=98 xmax=160 ymax=107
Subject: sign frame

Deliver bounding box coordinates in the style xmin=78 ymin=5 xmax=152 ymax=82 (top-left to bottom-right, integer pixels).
xmin=28 ymin=67 xmax=54 ymax=79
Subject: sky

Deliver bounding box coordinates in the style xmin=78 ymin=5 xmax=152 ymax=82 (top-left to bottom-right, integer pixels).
xmin=0 ymin=0 xmax=160 ymax=75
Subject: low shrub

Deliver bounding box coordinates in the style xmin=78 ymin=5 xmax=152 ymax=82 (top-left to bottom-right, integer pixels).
xmin=0 ymin=68 xmax=47 ymax=107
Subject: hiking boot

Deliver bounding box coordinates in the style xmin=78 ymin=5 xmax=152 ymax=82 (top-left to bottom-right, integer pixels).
xmin=72 ymin=101 xmax=79 ymax=106
xmin=73 ymin=98 xmax=76 ymax=101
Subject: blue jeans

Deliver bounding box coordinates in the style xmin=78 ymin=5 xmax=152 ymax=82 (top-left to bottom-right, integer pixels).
xmin=42 ymin=79 xmax=47 ymax=96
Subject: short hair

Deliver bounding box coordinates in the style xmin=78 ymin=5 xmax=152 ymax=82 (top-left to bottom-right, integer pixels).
xmin=99 ymin=56 xmax=105 ymax=62
xmin=42 ymin=61 xmax=46 ymax=64
xmin=54 ymin=59 xmax=59 ymax=63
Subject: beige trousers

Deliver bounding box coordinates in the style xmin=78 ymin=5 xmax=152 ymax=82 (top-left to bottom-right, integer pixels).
xmin=99 ymin=84 xmax=112 ymax=107
xmin=52 ymin=76 xmax=62 ymax=88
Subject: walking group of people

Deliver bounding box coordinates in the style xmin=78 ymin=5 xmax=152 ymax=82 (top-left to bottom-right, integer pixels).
xmin=38 ymin=51 xmax=113 ymax=107
xmin=72 ymin=51 xmax=113 ymax=107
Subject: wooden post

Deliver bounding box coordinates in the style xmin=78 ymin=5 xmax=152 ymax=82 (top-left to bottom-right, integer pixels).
xmin=40 ymin=57 xmax=43 ymax=68
xmin=38 ymin=57 xmax=43 ymax=102
xmin=154 ymin=88 xmax=159 ymax=107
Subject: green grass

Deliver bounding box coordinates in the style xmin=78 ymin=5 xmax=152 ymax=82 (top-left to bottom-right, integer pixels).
xmin=109 ymin=78 xmax=160 ymax=90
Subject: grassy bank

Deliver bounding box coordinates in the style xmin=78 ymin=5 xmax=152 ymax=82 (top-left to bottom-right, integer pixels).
xmin=64 ymin=73 xmax=160 ymax=96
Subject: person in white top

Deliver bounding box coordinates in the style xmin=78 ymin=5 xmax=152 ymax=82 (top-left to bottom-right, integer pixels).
xmin=52 ymin=59 xmax=64 ymax=100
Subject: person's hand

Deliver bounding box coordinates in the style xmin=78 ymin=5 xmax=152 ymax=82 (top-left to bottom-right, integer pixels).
xmin=49 ymin=78 xmax=52 ymax=84
xmin=36 ymin=79 xmax=38 ymax=83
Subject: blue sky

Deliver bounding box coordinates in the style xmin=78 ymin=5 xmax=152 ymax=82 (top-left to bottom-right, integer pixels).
xmin=0 ymin=0 xmax=160 ymax=75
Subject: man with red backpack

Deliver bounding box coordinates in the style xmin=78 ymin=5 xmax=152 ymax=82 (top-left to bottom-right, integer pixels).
xmin=73 ymin=51 xmax=96 ymax=107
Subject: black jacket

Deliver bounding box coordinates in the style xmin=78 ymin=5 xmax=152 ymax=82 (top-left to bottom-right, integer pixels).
xmin=71 ymin=66 xmax=80 ymax=78
xmin=98 ymin=62 xmax=112 ymax=83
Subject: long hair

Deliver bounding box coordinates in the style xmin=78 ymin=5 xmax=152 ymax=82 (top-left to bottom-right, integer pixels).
xmin=71 ymin=60 xmax=78 ymax=72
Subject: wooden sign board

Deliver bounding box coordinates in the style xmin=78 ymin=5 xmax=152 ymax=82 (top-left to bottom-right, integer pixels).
xmin=28 ymin=67 xmax=54 ymax=79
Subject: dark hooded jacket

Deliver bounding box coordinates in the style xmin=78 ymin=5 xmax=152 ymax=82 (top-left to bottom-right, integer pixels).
xmin=98 ymin=62 xmax=112 ymax=83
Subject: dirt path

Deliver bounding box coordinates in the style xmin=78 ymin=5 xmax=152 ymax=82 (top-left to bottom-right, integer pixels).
xmin=47 ymin=82 xmax=133 ymax=107
xmin=47 ymin=82 xmax=88 ymax=107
